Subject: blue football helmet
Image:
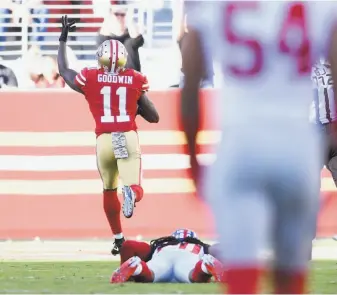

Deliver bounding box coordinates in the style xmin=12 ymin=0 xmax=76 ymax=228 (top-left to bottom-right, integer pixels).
xmin=171 ymin=228 xmax=198 ymax=241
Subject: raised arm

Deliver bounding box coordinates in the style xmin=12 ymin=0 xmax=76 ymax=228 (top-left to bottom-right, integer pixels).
xmin=57 ymin=15 xmax=83 ymax=94
xmin=127 ymin=24 xmax=144 ymax=49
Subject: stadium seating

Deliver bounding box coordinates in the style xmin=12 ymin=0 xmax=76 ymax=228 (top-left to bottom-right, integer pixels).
xmin=0 ymin=0 xmax=182 ymax=88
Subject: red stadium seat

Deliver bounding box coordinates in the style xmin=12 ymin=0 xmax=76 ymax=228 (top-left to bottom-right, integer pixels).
xmin=44 ymin=0 xmax=74 ymax=33
xmin=77 ymin=0 xmax=102 ymax=33
xmin=43 ymin=0 xmax=112 ymax=33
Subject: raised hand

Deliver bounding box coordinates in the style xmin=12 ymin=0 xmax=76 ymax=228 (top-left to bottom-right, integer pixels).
xmin=59 ymin=15 xmax=76 ymax=42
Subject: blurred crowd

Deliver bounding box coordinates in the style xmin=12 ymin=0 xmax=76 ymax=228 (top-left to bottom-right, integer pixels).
xmin=0 ymin=0 xmax=215 ymax=89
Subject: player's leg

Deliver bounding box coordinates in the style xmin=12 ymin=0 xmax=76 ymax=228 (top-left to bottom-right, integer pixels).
xmin=308 ymin=124 xmax=327 ymax=258
xmin=325 ymin=123 xmax=337 ymax=187
xmin=271 ymin=189 xmax=318 ymax=293
xmin=110 ymin=256 xmax=151 ymax=283
xmin=213 ymin=193 xmax=270 ymax=293
xmin=327 ymin=154 xmax=337 ymax=240
xmin=174 ymin=253 xmax=223 ymax=283
xmin=111 ymin=253 xmax=173 ymax=283
xmin=116 ymin=130 xmax=143 ymax=218
xmin=326 ymin=153 xmax=337 ymax=187
xmin=273 ymin=168 xmax=319 ymax=294
xmin=96 ymin=133 xmax=124 ymax=254
xmin=271 ymin=130 xmax=322 ymax=294
xmin=206 ymin=145 xmax=271 ymax=294
xmin=120 ymin=240 xmax=151 ymax=264
xmin=308 ymin=174 xmax=321 ymax=260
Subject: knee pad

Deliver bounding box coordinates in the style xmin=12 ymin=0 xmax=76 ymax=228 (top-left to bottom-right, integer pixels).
xmin=130 ymin=185 xmax=144 ymax=202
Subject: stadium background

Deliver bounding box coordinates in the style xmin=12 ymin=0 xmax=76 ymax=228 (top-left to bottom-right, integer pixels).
xmin=0 ymin=0 xmax=337 ymax=240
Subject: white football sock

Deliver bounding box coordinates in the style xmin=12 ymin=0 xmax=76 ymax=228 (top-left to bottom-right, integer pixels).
xmin=133 ymin=263 xmax=143 ymax=276
xmin=114 ymin=233 xmax=124 ymax=239
xmin=201 ymin=262 xmax=209 ymax=274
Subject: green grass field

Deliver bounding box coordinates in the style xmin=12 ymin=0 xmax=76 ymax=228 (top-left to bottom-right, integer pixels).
xmin=0 ymin=261 xmax=336 ymax=294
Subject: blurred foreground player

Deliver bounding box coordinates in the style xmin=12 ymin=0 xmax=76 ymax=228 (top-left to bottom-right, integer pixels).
xmin=180 ymin=1 xmax=337 ymax=293
xmin=57 ymin=16 xmax=159 ymax=255
xmin=110 ymin=229 xmax=224 ymax=283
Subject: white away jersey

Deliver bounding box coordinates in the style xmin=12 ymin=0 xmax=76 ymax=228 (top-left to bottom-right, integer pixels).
xmin=186 ymin=1 xmax=337 ymax=125
xmin=310 ymin=59 xmax=337 ymax=124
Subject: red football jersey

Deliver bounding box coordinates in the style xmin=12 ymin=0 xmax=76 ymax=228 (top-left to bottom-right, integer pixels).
xmin=74 ymin=67 xmax=149 ymax=136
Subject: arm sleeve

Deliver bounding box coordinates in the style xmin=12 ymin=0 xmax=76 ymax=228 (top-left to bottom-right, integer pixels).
xmin=74 ymin=67 xmax=89 ymax=91
xmin=128 ymin=35 xmax=144 ymax=49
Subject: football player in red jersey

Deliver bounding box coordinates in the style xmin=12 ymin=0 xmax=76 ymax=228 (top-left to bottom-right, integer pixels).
xmin=57 ymin=16 xmax=159 ymax=255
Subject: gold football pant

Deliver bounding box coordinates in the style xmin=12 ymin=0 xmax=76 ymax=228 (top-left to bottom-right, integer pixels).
xmin=96 ymin=130 xmax=142 ymax=190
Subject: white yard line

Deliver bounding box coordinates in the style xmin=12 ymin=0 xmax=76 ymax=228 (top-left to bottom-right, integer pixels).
xmin=1 ymin=239 xmax=337 ymax=262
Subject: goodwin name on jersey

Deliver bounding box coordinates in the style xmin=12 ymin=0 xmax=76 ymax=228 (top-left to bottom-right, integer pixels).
xmin=311 ymin=60 xmax=336 ymax=124
xmin=98 ymin=74 xmax=133 ymax=84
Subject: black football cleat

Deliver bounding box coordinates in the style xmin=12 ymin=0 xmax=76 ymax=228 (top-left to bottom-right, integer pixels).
xmin=111 ymin=237 xmax=125 ymax=255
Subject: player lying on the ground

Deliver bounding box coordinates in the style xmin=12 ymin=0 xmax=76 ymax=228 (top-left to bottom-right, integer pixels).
xmin=57 ymin=15 xmax=159 ymax=256
xmin=110 ymin=229 xmax=224 ymax=283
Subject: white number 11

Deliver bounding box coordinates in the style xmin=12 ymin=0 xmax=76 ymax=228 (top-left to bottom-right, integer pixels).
xmin=100 ymin=86 xmax=130 ymax=123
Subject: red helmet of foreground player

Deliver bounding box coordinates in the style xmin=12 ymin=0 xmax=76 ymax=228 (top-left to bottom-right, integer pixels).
xmin=96 ymin=39 xmax=128 ymax=73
